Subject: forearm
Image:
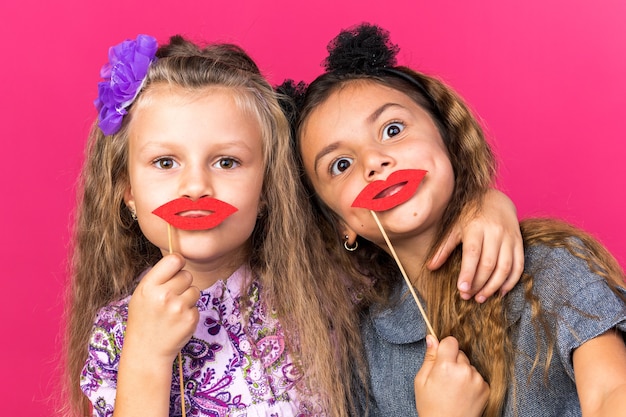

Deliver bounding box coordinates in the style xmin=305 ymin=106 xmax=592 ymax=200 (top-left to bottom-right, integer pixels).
xmin=584 ymin=384 xmax=626 ymax=417
xmin=575 ymin=331 xmax=626 ymax=417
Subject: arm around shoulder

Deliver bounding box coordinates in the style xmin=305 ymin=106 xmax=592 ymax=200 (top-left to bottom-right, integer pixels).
xmin=429 ymin=188 xmax=524 ymax=302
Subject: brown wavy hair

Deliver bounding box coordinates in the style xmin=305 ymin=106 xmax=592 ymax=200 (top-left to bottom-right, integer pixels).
xmin=63 ymin=35 xmax=364 ymax=417
xmin=294 ymin=70 xmax=626 ymax=416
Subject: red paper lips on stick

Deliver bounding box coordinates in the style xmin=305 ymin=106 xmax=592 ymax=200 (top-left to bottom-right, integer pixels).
xmin=152 ymin=196 xmax=238 ymax=417
xmin=152 ymin=197 xmax=237 ymax=230
xmin=351 ymin=168 xmax=437 ymax=339
xmin=352 ymin=169 xmax=428 ymax=211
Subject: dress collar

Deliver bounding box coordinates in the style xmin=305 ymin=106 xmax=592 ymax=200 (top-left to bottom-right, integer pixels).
xmin=370 ymin=280 xmax=428 ymax=344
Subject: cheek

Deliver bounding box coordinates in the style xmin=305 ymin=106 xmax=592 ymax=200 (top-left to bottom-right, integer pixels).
xmin=133 ymin=187 xmax=166 ymax=214
xmin=339 ymin=185 xmax=359 ymax=214
xmin=233 ymin=180 xmax=263 ymax=217
xmin=308 ymin=171 xmax=361 ymax=221
xmin=439 ymin=158 xmax=456 ymax=190
xmin=327 ymin=180 xmax=363 ymax=222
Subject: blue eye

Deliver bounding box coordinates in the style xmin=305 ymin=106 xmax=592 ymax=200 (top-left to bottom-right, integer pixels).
xmin=382 ymin=122 xmax=405 ymax=140
xmin=214 ymin=157 xmax=240 ymax=169
xmin=153 ymin=157 xmax=179 ymax=170
xmin=330 ymin=157 xmax=353 ymax=176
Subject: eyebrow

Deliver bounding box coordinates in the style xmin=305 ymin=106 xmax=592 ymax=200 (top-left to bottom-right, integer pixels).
xmin=367 ymin=102 xmax=402 ymax=124
xmin=314 ymin=142 xmax=340 ymax=177
xmin=312 ymin=102 xmax=403 ymax=176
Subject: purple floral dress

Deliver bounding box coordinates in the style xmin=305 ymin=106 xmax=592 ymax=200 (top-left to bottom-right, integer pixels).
xmin=80 ymin=265 xmax=324 ymax=416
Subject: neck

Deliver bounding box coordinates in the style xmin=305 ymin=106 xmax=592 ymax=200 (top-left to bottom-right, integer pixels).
xmin=377 ymin=229 xmax=437 ymax=290
xmin=160 ymin=245 xmax=250 ymax=290
xmin=183 ymin=259 xmax=245 ymax=290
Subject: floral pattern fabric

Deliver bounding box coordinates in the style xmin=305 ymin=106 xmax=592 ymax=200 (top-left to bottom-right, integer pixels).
xmin=80 ymin=265 xmax=323 ymax=416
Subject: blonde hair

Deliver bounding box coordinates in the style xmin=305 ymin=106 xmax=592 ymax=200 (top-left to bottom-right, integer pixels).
xmin=64 ymin=35 xmax=363 ymax=417
xmin=296 ymin=70 xmax=626 ymax=416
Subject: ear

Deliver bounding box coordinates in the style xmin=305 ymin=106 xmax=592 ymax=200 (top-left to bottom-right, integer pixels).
xmin=257 ymin=196 xmax=268 ymax=218
xmin=123 ymin=185 xmax=136 ymax=214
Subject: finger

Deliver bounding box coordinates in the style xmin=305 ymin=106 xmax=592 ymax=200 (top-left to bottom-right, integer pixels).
xmin=472 ymin=242 xmax=512 ymax=303
xmin=435 ymin=336 xmax=461 ymax=362
xmin=499 ymin=237 xmax=525 ymax=296
xmin=465 ymin=227 xmax=511 ymax=302
xmin=426 ymin=334 xmax=439 ymax=354
xmin=456 ymin=230 xmax=485 ymax=299
xmin=473 ymin=227 xmax=525 ymax=301
xmin=422 ymin=335 xmax=440 ymax=365
xmin=180 ymin=289 xmax=201 ymax=327
xmin=180 ymin=285 xmax=201 ymax=307
xmin=143 ymin=253 xmax=186 ymax=286
xmin=428 ymin=228 xmax=461 ymax=271
xmin=415 ymin=335 xmax=439 ymax=386
xmin=455 ymin=349 xmax=471 ymax=365
xmin=161 ymin=269 xmax=195 ymax=294
xmin=175 ymin=284 xmax=200 ymax=315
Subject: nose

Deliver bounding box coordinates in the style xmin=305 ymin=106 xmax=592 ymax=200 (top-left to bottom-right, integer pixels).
xmin=179 ymin=163 xmax=213 ymax=200
xmin=361 ymin=147 xmax=394 ymax=181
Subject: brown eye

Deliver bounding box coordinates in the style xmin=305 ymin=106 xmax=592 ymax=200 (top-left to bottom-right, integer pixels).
xmin=153 ymin=158 xmax=178 ymax=169
xmin=330 ymin=157 xmax=353 ymax=176
xmin=382 ymin=122 xmax=404 ymax=140
xmin=214 ymin=157 xmax=240 ymax=169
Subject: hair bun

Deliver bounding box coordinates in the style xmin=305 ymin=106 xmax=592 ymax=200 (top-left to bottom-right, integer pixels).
xmin=275 ymin=79 xmax=308 ymax=129
xmin=323 ymin=23 xmax=400 ymax=74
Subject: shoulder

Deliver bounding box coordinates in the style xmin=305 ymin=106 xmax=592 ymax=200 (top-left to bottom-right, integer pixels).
xmin=93 ymin=296 xmax=131 ymax=326
xmin=524 ymin=240 xmax=615 ymax=297
xmin=508 ymin=240 xmax=626 ymax=329
xmin=516 ymin=240 xmax=626 ymax=336
xmin=90 ymin=269 xmax=148 ymax=327
xmin=509 ymin=241 xmax=626 ymax=383
xmin=87 ymin=296 xmax=131 ymax=353
xmin=81 ymin=297 xmax=131 ymax=397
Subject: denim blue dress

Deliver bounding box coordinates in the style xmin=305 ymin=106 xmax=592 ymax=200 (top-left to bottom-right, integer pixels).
xmin=360 ymin=243 xmax=626 ymax=416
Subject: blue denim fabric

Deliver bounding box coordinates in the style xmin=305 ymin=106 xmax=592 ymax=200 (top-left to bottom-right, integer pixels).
xmin=360 ymin=244 xmax=626 ymax=416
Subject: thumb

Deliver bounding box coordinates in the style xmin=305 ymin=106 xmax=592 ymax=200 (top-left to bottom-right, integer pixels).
xmin=428 ymin=228 xmax=461 ymax=270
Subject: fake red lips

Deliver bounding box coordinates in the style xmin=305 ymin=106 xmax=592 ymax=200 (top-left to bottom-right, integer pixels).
xmin=352 ymin=169 xmax=428 ymax=211
xmin=152 ymin=197 xmax=238 ymax=230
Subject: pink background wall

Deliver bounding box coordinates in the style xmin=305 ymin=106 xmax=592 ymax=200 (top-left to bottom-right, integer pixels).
xmin=1 ymin=0 xmax=624 ymax=414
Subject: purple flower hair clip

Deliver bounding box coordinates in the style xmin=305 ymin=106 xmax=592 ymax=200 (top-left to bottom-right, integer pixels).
xmin=94 ymin=34 xmax=158 ymax=135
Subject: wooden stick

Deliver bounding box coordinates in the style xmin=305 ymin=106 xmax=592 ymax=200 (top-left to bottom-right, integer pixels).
xmin=168 ymin=223 xmax=173 ymax=255
xmin=178 ymin=354 xmax=186 ymax=416
xmin=168 ymin=224 xmax=186 ymax=417
xmin=370 ymin=210 xmax=437 ymax=339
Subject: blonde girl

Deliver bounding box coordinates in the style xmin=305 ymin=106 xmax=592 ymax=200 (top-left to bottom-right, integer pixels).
xmin=64 ymin=34 xmax=363 ymax=417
